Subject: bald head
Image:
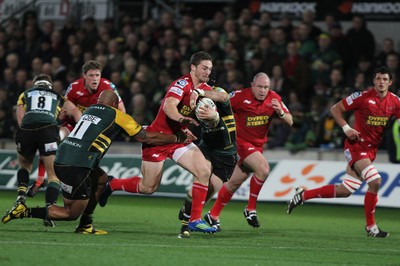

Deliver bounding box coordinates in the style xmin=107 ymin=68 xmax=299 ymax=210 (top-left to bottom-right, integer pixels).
xmin=98 ymin=90 xmax=118 ymax=108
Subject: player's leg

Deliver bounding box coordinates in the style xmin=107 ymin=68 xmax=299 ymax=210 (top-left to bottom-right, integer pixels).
xmin=76 ymin=167 xmax=106 ymax=233
xmin=99 ymin=160 xmax=165 ymax=208
xmin=353 ymin=159 xmax=388 ymax=237
xmin=15 ymin=153 xmax=34 ymax=204
xmin=287 ymin=163 xmax=361 ymax=214
xmin=208 ymin=164 xmax=247 ymax=221
xmin=241 ymin=151 xmax=269 ymax=211
xmin=14 ymin=128 xmax=35 ymax=204
xmin=175 ymin=144 xmax=215 ymax=233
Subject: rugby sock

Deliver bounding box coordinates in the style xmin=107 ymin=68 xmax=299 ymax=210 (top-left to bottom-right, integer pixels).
xmin=209 ymin=184 xmax=233 ymax=219
xmin=247 ymin=175 xmax=265 ymax=210
xmin=189 ymin=182 xmax=208 ymax=222
xmin=183 ymin=195 xmax=192 ymax=219
xmin=45 ymin=181 xmax=60 ymax=205
xmin=364 ymin=191 xmax=378 ymax=227
xmin=28 ymin=207 xmax=47 ymax=219
xmin=110 ymin=176 xmax=141 ymax=193
xmin=36 ymin=159 xmax=45 ymax=187
xmin=17 ymin=168 xmax=30 ymax=196
xmin=79 ymin=213 xmax=93 ymax=226
xmin=303 ymin=184 xmax=335 ymax=200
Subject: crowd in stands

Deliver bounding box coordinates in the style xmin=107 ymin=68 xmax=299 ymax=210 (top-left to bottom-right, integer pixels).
xmin=1 ymin=7 xmax=399 ymax=152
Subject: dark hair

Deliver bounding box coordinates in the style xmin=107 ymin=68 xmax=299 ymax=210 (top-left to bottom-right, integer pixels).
xmin=373 ymin=66 xmax=393 ymax=80
xmin=32 ymin=74 xmax=53 ymax=89
xmin=189 ymin=51 xmax=212 ymax=67
xmin=82 ymin=60 xmax=102 ymax=74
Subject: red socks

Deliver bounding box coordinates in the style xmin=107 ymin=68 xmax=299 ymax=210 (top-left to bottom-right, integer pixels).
xmin=247 ymin=175 xmax=265 ymax=210
xmin=36 ymin=159 xmax=45 ymax=186
xmin=364 ymin=191 xmax=378 ymax=227
xmin=209 ymin=184 xmax=234 ymax=219
xmin=109 ymin=177 xmax=141 ymax=193
xmin=190 ymin=182 xmax=208 ymax=222
xmin=303 ymin=184 xmax=335 ymax=200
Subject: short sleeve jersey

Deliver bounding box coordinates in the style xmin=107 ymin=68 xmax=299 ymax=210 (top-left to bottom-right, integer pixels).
xmin=55 ymin=104 xmax=142 ymax=169
xmin=199 ymin=87 xmax=237 ymax=156
xmin=65 ymin=78 xmax=123 ymax=112
xmin=17 ymin=87 xmax=64 ymax=127
xmin=146 ymin=74 xmax=212 ymax=134
xmin=342 ymin=89 xmax=400 ymax=147
xmin=230 ymin=88 xmax=289 ymax=146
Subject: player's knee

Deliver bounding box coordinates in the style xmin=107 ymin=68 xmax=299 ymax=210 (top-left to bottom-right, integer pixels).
xmin=361 ymin=165 xmax=381 ymax=186
xmin=341 ymin=174 xmax=362 ymax=197
xmin=254 ymin=167 xmax=270 ymax=180
xmin=139 ymin=184 xmax=157 ymax=195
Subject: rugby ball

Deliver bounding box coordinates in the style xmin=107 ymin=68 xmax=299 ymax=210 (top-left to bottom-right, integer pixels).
xmin=195 ymin=97 xmax=219 ymax=128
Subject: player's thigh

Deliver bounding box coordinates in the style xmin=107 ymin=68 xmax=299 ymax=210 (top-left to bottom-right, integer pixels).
xmin=227 ymin=164 xmax=249 ymax=189
xmin=242 ymin=151 xmax=270 ymax=179
xmin=141 ymin=160 xmax=164 ymax=187
xmin=176 ymin=146 xmax=211 ymax=178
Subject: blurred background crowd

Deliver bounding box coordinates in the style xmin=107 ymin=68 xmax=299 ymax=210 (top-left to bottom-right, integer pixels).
xmin=1 ymin=1 xmax=400 ymax=156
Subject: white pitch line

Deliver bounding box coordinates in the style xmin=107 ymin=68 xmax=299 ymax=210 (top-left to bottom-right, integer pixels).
xmin=0 ymin=241 xmax=399 ymax=253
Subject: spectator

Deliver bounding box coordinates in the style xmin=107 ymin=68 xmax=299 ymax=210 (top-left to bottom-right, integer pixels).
xmin=129 ymin=93 xmax=154 ymax=126
xmin=329 ymin=22 xmax=351 ymax=74
xmin=301 ymin=10 xmax=322 ymax=40
xmin=297 ymin=22 xmax=317 ymax=62
xmin=346 ymin=15 xmax=376 ymax=68
xmin=375 ymin=37 xmax=399 ymax=67
xmin=310 ymin=33 xmax=342 ymax=84
xmin=283 ymin=41 xmax=311 ymax=101
xmin=106 ymin=38 xmax=124 ymax=72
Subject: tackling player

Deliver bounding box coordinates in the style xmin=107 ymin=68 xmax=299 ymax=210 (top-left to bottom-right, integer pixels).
xmin=2 ymin=90 xmax=194 ymax=229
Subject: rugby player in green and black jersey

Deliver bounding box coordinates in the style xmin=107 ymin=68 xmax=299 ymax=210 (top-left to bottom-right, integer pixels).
xmin=2 ymin=90 xmax=195 ymax=232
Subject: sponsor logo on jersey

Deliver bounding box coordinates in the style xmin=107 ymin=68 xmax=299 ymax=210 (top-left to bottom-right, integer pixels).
xmin=170 ymin=86 xmax=184 ymax=96
xmin=366 ymin=115 xmax=388 ymax=126
xmin=77 ymin=91 xmax=84 ymax=96
xmin=244 ymin=100 xmax=251 ymax=104
xmin=82 ymin=114 xmax=101 ymax=124
xmin=175 ymin=79 xmax=188 ymax=88
xmin=152 ymin=154 xmax=160 ymax=158
xmin=360 ymin=152 xmax=367 ymax=156
xmin=368 ymin=100 xmax=376 ymax=104
xmin=246 ymin=115 xmax=269 ymax=126
xmin=346 ymin=91 xmax=362 ymax=105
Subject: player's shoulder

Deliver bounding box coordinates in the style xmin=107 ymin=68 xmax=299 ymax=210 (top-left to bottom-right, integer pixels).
xmin=66 ymin=79 xmax=84 ymax=93
xmin=171 ymin=75 xmax=191 ymax=89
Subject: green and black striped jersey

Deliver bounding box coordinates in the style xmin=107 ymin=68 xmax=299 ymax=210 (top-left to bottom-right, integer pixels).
xmin=17 ymin=87 xmax=63 ymax=127
xmin=199 ymin=87 xmax=237 ymax=156
xmin=55 ymin=104 xmax=142 ymax=169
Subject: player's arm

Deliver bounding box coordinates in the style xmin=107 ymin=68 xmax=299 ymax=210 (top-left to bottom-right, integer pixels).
xmin=134 ymin=128 xmax=197 ymax=145
xmin=163 ymin=97 xmax=198 ymax=126
xmin=330 ymin=100 xmax=360 ymax=140
xmin=189 ymin=88 xmax=228 ymax=109
xmin=16 ymin=93 xmax=25 ymax=126
xmin=62 ymin=100 xmax=82 ymax=123
xmin=271 ymin=98 xmax=293 ymax=126
xmin=117 ymin=101 xmax=126 ymax=113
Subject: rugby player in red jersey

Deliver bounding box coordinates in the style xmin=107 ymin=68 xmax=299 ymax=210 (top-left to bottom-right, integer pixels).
xmin=100 ymin=52 xmax=228 ymax=234
xmin=287 ymin=66 xmax=398 ymax=238
xmin=207 ymin=72 xmax=293 ymax=229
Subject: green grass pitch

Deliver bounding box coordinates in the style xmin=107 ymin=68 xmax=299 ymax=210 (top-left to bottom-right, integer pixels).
xmin=0 ymin=190 xmax=398 ymax=266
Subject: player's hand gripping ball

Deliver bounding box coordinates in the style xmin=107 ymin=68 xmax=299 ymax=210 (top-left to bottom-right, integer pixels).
xmin=195 ymin=97 xmax=219 ymax=128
